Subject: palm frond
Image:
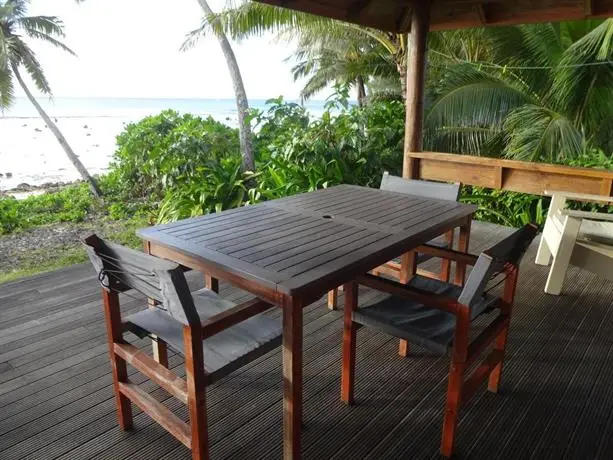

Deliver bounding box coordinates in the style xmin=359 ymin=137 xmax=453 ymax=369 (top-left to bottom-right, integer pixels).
xmin=17 ymin=15 xmax=65 ymax=37
xmin=12 ymin=39 xmax=51 ymax=94
xmin=21 ymin=29 xmax=75 ymax=55
xmin=503 ymin=105 xmax=584 ymax=162
xmin=0 ymin=62 xmax=15 ymax=109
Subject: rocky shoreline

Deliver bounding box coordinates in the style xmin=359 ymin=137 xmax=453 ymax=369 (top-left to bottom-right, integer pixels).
xmin=0 ymin=179 xmax=83 ymax=198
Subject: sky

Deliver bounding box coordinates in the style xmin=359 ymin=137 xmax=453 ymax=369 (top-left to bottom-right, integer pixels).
xmin=21 ymin=0 xmax=312 ymax=100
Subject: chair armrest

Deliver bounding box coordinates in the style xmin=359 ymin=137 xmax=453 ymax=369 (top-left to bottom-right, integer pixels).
xmin=356 ymin=273 xmax=462 ymax=315
xmin=416 ymin=244 xmax=479 ymax=265
xmin=560 ymin=209 xmax=613 ymax=222
xmin=200 ymin=298 xmax=274 ymax=338
xmin=545 ymin=190 xmax=613 ymax=204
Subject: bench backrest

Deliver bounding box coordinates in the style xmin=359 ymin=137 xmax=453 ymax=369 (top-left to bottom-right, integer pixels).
xmin=380 ymin=171 xmax=461 ymax=201
xmin=83 ymin=234 xmax=199 ymax=326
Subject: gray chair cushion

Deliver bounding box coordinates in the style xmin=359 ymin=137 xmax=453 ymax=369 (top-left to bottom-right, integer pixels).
xmin=353 ymin=276 xmax=499 ymax=354
xmin=125 ymin=288 xmax=282 ymax=381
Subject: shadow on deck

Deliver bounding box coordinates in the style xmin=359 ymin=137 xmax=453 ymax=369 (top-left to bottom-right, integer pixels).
xmin=1 ymin=221 xmax=613 ymax=459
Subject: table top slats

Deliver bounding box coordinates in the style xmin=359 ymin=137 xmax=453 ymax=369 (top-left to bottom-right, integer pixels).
xmin=381 ymin=201 xmax=456 ymax=228
xmin=254 ymin=226 xmax=375 ymax=268
xmin=187 ymin=214 xmax=311 ymax=246
xmin=277 ymin=230 xmax=387 ymax=276
xmin=161 ymin=205 xmax=276 ymax=236
xmin=272 ymin=185 xmax=357 ymax=208
xmin=138 ymin=185 xmax=476 ymax=296
xmin=226 ymin=221 xmax=346 ymax=259
xmin=239 ymin=222 xmax=352 ymax=264
xmin=343 ymin=195 xmax=432 ymax=223
xmin=286 ymin=186 xmax=391 ymax=215
xmin=168 ymin=207 xmax=283 ymax=239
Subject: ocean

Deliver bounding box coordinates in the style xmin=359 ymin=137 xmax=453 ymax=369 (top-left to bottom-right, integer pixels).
xmin=0 ymin=97 xmax=328 ymax=192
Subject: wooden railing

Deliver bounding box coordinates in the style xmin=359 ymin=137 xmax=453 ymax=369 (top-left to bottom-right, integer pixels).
xmin=407 ymin=151 xmax=613 ymax=196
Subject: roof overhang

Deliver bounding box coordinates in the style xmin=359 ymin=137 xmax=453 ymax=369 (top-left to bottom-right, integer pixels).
xmin=252 ymin=0 xmax=613 ymax=32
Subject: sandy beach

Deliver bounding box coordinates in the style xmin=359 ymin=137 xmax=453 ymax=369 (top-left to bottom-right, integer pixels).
xmin=0 ymin=117 xmax=126 ymax=191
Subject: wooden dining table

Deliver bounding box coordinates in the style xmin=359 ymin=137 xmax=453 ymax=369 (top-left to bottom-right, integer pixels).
xmin=137 ymin=184 xmax=476 ymax=459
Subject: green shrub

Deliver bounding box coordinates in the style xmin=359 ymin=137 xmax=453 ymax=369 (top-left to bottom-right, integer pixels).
xmin=111 ymin=110 xmax=240 ymax=203
xmin=0 ymin=183 xmax=96 ymax=234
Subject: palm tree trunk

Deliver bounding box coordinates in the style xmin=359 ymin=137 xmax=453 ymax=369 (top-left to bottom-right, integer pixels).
xmin=11 ymin=64 xmax=102 ymax=198
xmin=196 ymin=0 xmax=255 ymax=173
xmin=356 ymin=76 xmax=366 ymax=107
xmin=397 ymin=60 xmax=407 ymax=101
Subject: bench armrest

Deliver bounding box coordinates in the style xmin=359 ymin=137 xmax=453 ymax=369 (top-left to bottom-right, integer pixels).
xmin=545 ymin=190 xmax=613 ymax=204
xmin=357 ymin=273 xmax=462 ymax=315
xmin=560 ymin=209 xmax=613 ymax=222
xmin=416 ymin=244 xmax=479 ymax=266
xmin=200 ymin=298 xmax=274 ymax=338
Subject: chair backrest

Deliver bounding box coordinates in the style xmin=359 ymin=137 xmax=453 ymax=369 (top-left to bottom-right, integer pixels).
xmin=83 ymin=234 xmax=199 ymax=326
xmin=380 ymin=171 xmax=461 ymax=201
xmin=458 ymin=223 xmax=538 ymax=316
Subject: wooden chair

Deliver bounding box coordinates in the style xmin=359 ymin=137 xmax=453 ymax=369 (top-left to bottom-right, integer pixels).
xmin=327 ymin=172 xmax=461 ymax=311
xmin=84 ymin=235 xmax=282 ymax=460
xmin=340 ymin=224 xmax=538 ymax=457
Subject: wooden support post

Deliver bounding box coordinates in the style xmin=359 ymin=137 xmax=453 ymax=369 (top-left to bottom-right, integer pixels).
xmin=403 ymin=0 xmax=431 ymax=179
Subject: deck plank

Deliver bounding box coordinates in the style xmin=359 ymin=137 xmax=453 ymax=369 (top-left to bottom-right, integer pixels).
xmin=2 ymin=221 xmax=613 ymax=459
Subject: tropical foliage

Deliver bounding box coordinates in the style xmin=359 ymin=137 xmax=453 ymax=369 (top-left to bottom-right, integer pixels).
xmin=425 ymin=20 xmax=613 ymax=162
xmin=204 ymin=3 xmax=613 ymax=163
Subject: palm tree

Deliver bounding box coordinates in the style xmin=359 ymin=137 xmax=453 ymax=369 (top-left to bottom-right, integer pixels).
xmin=183 ymin=0 xmax=255 ymax=173
xmin=204 ymin=2 xmax=412 ymax=99
xmin=291 ymin=35 xmax=397 ymax=104
xmin=0 ymin=0 xmax=102 ymax=197
xmin=424 ymin=20 xmax=613 ymax=162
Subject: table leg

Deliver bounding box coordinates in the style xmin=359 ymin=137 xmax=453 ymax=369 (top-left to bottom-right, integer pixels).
xmin=143 ymin=240 xmax=168 ymax=367
xmin=283 ymin=296 xmax=303 ymax=460
xmin=399 ymin=251 xmax=417 ymax=284
xmin=454 ymin=216 xmax=472 ymax=286
xmin=205 ymin=274 xmax=219 ymax=293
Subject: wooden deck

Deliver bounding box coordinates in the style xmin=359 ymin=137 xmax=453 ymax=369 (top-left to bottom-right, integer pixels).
xmin=2 ymin=221 xmax=613 ymax=459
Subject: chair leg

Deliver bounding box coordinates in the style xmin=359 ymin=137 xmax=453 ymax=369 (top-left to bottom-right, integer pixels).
xmin=183 ymin=326 xmax=209 ymax=460
xmin=441 ymin=308 xmax=470 ymax=458
xmin=144 ymin=240 xmax=169 ymax=368
xmin=102 ymin=290 xmax=133 ymax=430
xmin=327 ymin=288 xmax=338 ymax=310
xmin=398 ymin=339 xmax=409 ymax=357
xmin=536 ymin=194 xmax=566 ymax=266
xmin=341 ymin=282 xmax=358 ymax=405
xmin=544 ymin=217 xmax=581 ymax=295
xmin=534 ymin=236 xmax=552 ymax=266
xmin=441 ymin=359 xmax=466 ymax=457
xmin=488 ymin=325 xmax=510 ymax=393
xmin=440 ymin=229 xmax=454 ymax=282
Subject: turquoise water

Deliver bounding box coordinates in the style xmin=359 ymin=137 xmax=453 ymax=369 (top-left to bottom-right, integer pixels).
xmin=1 ymin=97 xmax=329 ymax=119
xmin=0 ymin=97 xmax=332 ymax=190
